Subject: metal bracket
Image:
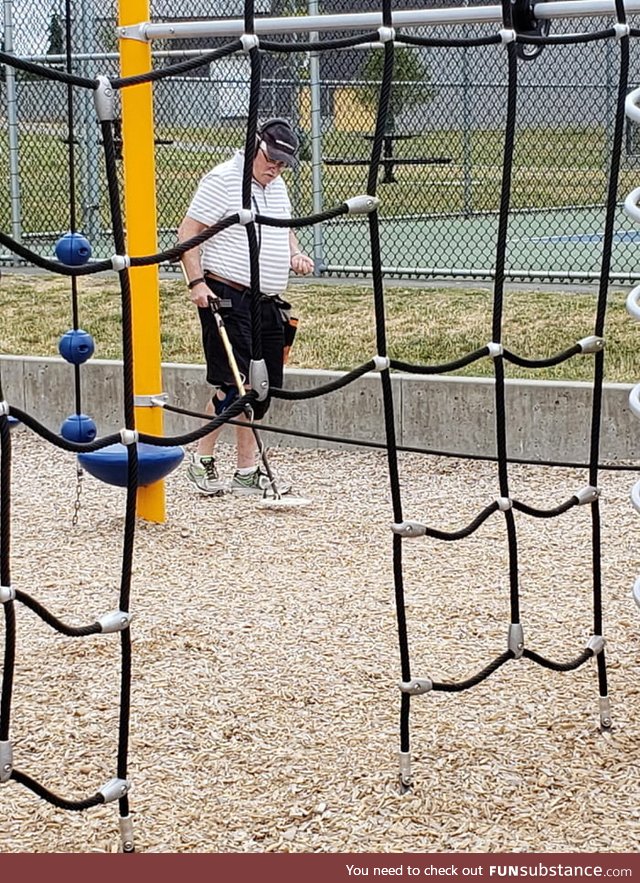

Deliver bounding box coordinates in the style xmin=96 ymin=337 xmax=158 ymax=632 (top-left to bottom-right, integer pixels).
xmin=134 ymin=393 xmax=168 ymax=408
xmin=119 ymin=815 xmax=135 ymax=853
xmin=399 ymin=677 xmax=433 ymax=695
xmin=399 ymin=751 xmax=411 ymax=788
xmin=391 ymin=521 xmax=426 ymax=538
xmin=249 ymin=359 xmax=269 ymax=401
xmin=99 ymin=777 xmax=131 ymax=803
xmin=0 ymin=741 xmax=13 ymax=783
xmin=508 ymin=623 xmax=524 ymax=658
xmin=599 ymin=695 xmax=612 ymax=730
xmin=117 ymin=24 xmax=149 ymax=43
xmin=98 ymin=610 xmax=133 ymax=634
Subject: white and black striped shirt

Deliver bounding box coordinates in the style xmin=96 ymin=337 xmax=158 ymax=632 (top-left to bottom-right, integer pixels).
xmin=186 ymin=150 xmax=292 ymax=294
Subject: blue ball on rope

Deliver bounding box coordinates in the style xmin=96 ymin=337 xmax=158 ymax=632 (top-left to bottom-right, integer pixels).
xmin=60 ymin=413 xmax=97 ymax=443
xmin=58 ymin=328 xmax=95 ymax=365
xmin=54 ymin=231 xmax=92 ymax=266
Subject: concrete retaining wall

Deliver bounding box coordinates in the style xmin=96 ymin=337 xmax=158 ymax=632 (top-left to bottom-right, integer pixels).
xmin=1 ymin=355 xmax=638 ymax=463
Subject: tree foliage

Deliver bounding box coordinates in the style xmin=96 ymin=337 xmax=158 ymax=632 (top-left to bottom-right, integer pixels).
xmin=357 ymin=47 xmax=433 ymax=132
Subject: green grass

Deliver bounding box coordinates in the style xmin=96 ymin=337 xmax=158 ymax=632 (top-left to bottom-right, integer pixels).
xmin=1 ymin=272 xmax=638 ymax=384
xmin=0 ymin=123 xmax=631 ymax=234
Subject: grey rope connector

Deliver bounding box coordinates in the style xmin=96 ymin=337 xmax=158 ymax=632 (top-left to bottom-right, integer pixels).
xmin=94 ymin=75 xmax=115 ymax=123
xmin=97 ymin=610 xmax=133 ymax=634
xmin=99 ymin=778 xmax=131 ymax=804
xmin=508 ymin=623 xmax=525 ymax=659
xmin=0 ymin=741 xmax=13 ymax=783
xmin=391 ymin=521 xmax=427 ymax=538
xmin=399 ymin=678 xmax=433 ymax=695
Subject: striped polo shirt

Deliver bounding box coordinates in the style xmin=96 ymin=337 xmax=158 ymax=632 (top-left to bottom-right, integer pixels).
xmin=186 ymin=150 xmax=292 ymax=295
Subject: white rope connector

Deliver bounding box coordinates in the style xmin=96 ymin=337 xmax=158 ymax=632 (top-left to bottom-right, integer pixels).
xmin=575 ymin=485 xmax=599 ymax=505
xmin=614 ymin=22 xmax=630 ymax=40
xmin=345 ymin=195 xmax=380 ymax=214
xmin=93 ymin=75 xmax=115 ymax=122
xmin=487 ymin=342 xmax=503 ymax=358
xmin=99 ymin=777 xmax=131 ymax=803
xmin=111 ymin=254 xmax=131 ymax=272
xmin=240 ymin=34 xmax=259 ymax=52
xmin=578 ymin=335 xmax=604 ymax=353
xmin=586 ymin=634 xmax=605 ymax=655
xmin=624 ymin=186 xmax=640 ymax=224
xmin=237 ymin=208 xmax=255 ymax=226
xmin=98 ymin=610 xmax=133 ymax=634
xmin=499 ymin=28 xmax=516 ymax=44
xmin=625 ymin=86 xmax=640 ymax=124
xmin=0 ymin=402 xmax=9 ymax=417
xmin=628 ymin=383 xmax=640 ymax=420
xmin=0 ymin=586 xmax=15 ymax=603
xmin=496 ymin=497 xmax=512 ymax=511
xmin=120 ymin=429 xmax=139 ymax=446
xmin=626 ymin=285 xmax=640 ymax=321
xmin=372 ymin=355 xmax=390 ymax=372
xmin=631 ymin=478 xmax=640 ymax=514
xmin=632 ymin=575 xmax=640 ymax=609
xmin=378 ymin=26 xmax=396 ymax=43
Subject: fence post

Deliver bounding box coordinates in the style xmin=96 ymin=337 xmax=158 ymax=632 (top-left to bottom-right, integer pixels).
xmin=118 ymin=0 xmax=166 ymax=523
xmin=308 ymin=0 xmax=325 ymax=273
xmin=79 ymin=0 xmax=101 ymax=245
xmin=3 ymin=0 xmax=22 ymax=247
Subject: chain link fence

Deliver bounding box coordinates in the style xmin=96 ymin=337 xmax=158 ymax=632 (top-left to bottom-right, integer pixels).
xmin=1 ymin=0 xmax=640 ymax=282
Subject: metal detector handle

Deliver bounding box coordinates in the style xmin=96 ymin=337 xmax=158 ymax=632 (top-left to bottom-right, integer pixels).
xmin=208 ymin=296 xmax=247 ymax=396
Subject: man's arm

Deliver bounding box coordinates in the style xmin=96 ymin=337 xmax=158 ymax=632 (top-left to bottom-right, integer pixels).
xmin=178 ymin=215 xmax=212 ymax=308
xmin=289 ymin=230 xmax=314 ymax=276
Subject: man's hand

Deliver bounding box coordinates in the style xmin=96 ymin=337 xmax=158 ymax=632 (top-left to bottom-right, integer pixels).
xmin=290 ymin=252 xmax=314 ymax=276
xmin=189 ymin=281 xmax=216 ymax=309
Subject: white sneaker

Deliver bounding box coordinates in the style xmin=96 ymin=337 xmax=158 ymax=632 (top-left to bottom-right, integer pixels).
xmin=186 ymin=453 xmax=226 ymax=496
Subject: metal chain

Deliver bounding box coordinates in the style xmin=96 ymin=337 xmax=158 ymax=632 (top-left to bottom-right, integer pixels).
xmin=71 ymin=464 xmax=83 ymax=528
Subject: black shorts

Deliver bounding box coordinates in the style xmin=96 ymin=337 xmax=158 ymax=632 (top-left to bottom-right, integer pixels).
xmin=198 ymin=279 xmax=286 ymax=391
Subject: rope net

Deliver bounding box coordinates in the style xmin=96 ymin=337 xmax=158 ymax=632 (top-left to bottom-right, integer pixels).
xmin=0 ymin=0 xmax=639 ymax=849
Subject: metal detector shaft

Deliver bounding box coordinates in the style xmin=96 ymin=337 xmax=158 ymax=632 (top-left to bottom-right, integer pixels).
xmin=206 ymin=298 xmax=282 ymax=498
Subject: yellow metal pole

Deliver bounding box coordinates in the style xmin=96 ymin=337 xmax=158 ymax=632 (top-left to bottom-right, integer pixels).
xmin=118 ymin=0 xmax=165 ymax=522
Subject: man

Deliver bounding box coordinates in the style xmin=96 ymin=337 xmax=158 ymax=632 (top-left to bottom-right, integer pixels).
xmin=178 ymin=118 xmax=314 ymax=495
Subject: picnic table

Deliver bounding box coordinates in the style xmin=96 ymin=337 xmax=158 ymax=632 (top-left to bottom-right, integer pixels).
xmin=324 ymin=132 xmax=452 ymax=184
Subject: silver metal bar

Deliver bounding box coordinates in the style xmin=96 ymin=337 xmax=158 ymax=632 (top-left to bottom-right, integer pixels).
xmin=119 ymin=1 xmax=640 ymax=42
xmin=309 ymin=0 xmax=325 ymax=273
xmin=3 ymin=0 xmax=22 ymax=244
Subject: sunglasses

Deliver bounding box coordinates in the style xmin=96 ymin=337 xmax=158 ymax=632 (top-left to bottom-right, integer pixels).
xmin=258 ymin=141 xmax=287 ymax=170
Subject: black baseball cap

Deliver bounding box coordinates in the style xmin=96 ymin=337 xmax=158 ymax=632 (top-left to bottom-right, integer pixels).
xmin=259 ymin=119 xmax=299 ymax=167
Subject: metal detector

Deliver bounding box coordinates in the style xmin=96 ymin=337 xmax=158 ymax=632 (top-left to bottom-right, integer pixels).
xmin=206 ymin=296 xmax=311 ymax=509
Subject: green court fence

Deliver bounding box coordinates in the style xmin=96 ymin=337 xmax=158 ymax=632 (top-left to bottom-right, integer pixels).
xmin=2 ymin=0 xmax=640 ymax=283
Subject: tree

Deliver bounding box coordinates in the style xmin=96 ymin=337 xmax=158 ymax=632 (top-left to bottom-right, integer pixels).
xmin=46 ymin=12 xmax=65 ymax=58
xmin=357 ymin=46 xmax=433 ymax=133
